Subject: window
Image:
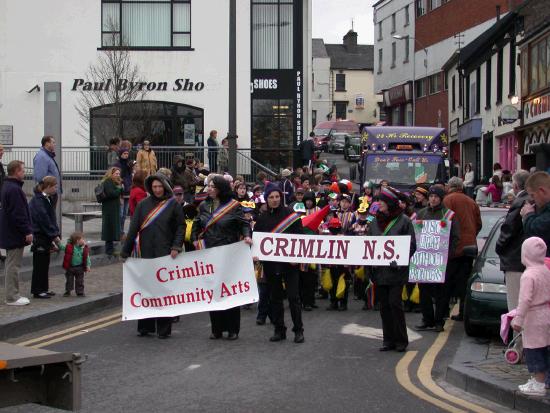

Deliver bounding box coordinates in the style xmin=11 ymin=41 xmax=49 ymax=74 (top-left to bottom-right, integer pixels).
xmin=404 ymin=5 xmax=410 ymax=26
xmin=509 ymin=41 xmax=516 ymax=97
xmin=391 ymin=42 xmax=396 ymax=68
xmin=101 ymin=0 xmax=191 ymax=48
xmin=428 ymin=73 xmax=441 ymax=94
xmin=465 ymin=74 xmax=470 ymax=117
xmin=355 ymin=96 xmax=365 ymax=109
xmin=335 ymin=102 xmax=347 ymax=120
xmin=521 ymin=50 xmax=528 ymax=97
xmin=312 ymin=110 xmax=317 ymax=129
xmin=335 ymin=73 xmax=346 ymax=91
xmin=451 ymin=75 xmax=456 ymax=111
xmin=444 ymin=71 xmax=448 ymax=90
xmin=430 ymin=0 xmax=441 ymax=11
xmin=458 ymin=74 xmax=463 ymax=107
xmin=497 ymin=48 xmax=503 ymax=103
xmin=416 ymin=78 xmax=426 ymax=98
xmin=416 ymin=0 xmax=426 ymax=17
xmin=252 ymin=0 xmax=294 ymax=70
xmin=391 ymin=13 xmax=396 ymax=33
xmin=403 ymin=36 xmax=410 ymax=62
xmin=378 ymin=22 xmax=382 ymax=40
xmin=378 ymin=49 xmax=383 ymax=74
xmin=537 ymin=40 xmax=547 ymax=91
xmin=470 ymin=77 xmax=476 ymax=118
xmin=475 ymin=67 xmax=481 ymax=114
xmin=485 ymin=58 xmax=492 ymax=109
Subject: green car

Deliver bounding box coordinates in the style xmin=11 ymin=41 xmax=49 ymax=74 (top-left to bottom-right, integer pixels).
xmin=463 ymin=217 xmax=508 ymax=336
xmin=343 ymin=134 xmax=362 ymax=162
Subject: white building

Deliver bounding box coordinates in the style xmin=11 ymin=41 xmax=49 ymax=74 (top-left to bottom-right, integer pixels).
xmin=0 ymin=0 xmax=312 ymax=170
xmin=311 ymin=38 xmax=331 ymax=127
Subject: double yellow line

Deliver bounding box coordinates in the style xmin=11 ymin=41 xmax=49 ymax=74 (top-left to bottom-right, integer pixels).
xmin=17 ymin=312 xmax=122 ymax=349
xmin=395 ymin=318 xmax=493 ymax=413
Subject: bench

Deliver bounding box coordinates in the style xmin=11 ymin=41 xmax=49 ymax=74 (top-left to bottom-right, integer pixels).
xmin=81 ymin=202 xmax=101 ymax=212
xmin=63 ymin=211 xmax=102 ymax=233
xmin=0 ymin=342 xmax=85 ymax=411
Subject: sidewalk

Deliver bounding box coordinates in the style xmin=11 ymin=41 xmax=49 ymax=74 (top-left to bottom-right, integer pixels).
xmin=0 ymin=262 xmax=122 ymax=340
xmin=447 ymin=334 xmax=550 ymax=412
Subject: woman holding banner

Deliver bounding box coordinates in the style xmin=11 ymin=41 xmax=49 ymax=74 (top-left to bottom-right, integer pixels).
xmin=367 ymin=187 xmax=416 ymax=353
xmin=192 ymin=175 xmax=252 ymax=340
xmin=121 ymin=174 xmax=185 ymax=339
xmin=254 ymin=183 xmax=305 ymax=344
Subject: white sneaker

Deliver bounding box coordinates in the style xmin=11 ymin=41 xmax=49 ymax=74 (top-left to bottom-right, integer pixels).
xmin=6 ymin=297 xmax=30 ymax=306
xmin=518 ymin=379 xmax=546 ymax=396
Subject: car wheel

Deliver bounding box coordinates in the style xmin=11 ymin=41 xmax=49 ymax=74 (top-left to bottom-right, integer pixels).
xmin=464 ymin=315 xmax=484 ymax=337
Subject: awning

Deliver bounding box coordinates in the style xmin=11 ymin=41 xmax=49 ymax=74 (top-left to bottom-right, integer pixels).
xmin=458 ymin=118 xmax=482 ymax=143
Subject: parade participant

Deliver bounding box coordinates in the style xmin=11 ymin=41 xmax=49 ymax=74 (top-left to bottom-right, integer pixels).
xmin=413 ymin=186 xmax=459 ymax=332
xmin=413 ymin=187 xmax=429 ymax=212
xmin=301 ymin=175 xmax=311 ymax=192
xmin=351 ymin=204 xmax=370 ymax=301
xmin=234 ymin=182 xmax=249 ymax=202
xmin=293 ymin=202 xmax=306 ymax=215
xmin=61 ymin=232 xmax=91 ymax=297
xmin=326 ymin=218 xmax=351 ymax=311
xmin=303 ymin=191 xmax=319 ymax=216
xmin=338 ymin=194 xmax=354 ymax=234
xmin=289 ymin=187 xmax=305 ymax=208
xmin=192 ymin=175 xmax=252 ymax=340
xmin=291 ymin=172 xmax=302 ymax=191
xmin=367 ymin=187 xmax=416 ymax=352
xmin=100 ymin=167 xmax=123 ymax=257
xmin=122 ymin=174 xmax=185 ymax=339
xmin=363 ymin=181 xmax=374 ymax=202
xmin=254 ymin=183 xmax=305 ymax=343
xmin=173 ymin=186 xmax=185 ymax=205
xmin=29 ymin=176 xmax=60 ymax=299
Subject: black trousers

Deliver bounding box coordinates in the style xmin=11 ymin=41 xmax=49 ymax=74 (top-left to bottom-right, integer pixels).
xmin=257 ymin=282 xmax=272 ymax=323
xmin=329 ymin=267 xmax=350 ymax=308
xmin=299 ymin=268 xmax=316 ymax=307
xmin=31 ymin=250 xmax=51 ymax=295
xmin=137 ymin=317 xmax=172 ymax=337
xmin=210 ymin=307 xmax=240 ymax=335
xmin=419 ymin=283 xmax=447 ymax=326
xmin=65 ymin=266 xmax=85 ymax=294
xmin=377 ymin=285 xmax=408 ymax=348
xmin=267 ymin=268 xmax=303 ymax=333
xmin=445 ymin=256 xmax=474 ymax=316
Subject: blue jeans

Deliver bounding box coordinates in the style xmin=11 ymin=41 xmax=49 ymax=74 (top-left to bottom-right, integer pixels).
xmin=120 ymin=198 xmax=129 ymax=234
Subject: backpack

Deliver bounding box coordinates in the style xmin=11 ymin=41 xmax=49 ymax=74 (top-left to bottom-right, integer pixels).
xmin=95 ymin=181 xmax=106 ymax=203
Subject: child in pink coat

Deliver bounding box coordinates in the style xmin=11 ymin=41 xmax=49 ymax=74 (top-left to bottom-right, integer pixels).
xmin=511 ymin=237 xmax=550 ymax=396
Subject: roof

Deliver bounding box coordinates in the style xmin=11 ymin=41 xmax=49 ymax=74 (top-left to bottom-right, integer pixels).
xmin=325 ymin=44 xmax=374 ymax=70
xmin=312 ymin=38 xmax=328 ymax=58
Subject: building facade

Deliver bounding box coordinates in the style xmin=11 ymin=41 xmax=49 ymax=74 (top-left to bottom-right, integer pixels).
xmin=311 ymin=38 xmax=331 ymax=127
xmin=0 ymin=0 xmax=312 ymax=170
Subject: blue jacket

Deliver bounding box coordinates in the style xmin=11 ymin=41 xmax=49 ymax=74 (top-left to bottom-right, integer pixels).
xmin=523 ymin=202 xmax=550 ymax=257
xmin=33 ymin=148 xmax=61 ymax=193
xmin=0 ymin=178 xmax=33 ymax=249
xmin=29 ymin=190 xmax=59 ymax=240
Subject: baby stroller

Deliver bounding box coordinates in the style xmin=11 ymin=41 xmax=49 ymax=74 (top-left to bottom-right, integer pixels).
xmin=500 ymin=309 xmax=523 ymax=365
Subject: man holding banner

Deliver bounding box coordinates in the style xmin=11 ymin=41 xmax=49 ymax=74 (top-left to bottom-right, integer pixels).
xmin=411 ymin=186 xmax=459 ymax=333
xmin=121 ymin=174 xmax=185 ymax=339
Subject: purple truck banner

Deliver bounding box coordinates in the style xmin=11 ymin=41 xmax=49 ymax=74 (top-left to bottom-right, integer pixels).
xmin=409 ymin=220 xmax=451 ymax=283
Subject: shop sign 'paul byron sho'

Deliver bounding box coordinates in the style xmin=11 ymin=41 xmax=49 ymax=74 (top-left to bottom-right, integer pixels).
xmin=71 ymin=78 xmax=205 ymax=92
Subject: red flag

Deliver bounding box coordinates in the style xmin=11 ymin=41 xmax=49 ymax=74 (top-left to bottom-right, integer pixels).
xmin=301 ymin=205 xmax=330 ymax=233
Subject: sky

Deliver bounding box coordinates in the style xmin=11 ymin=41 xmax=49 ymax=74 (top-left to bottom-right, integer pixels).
xmin=312 ymin=0 xmax=375 ymax=45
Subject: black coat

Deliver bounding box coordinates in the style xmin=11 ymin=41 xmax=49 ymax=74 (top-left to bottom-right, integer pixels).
xmin=367 ymin=213 xmax=416 ymax=286
xmin=29 ymin=190 xmax=59 ymax=243
xmin=0 ymin=161 xmax=5 ymax=194
xmin=0 ymin=178 xmax=32 ymax=250
xmin=101 ymin=178 xmax=122 ymax=242
xmin=254 ymin=205 xmax=304 ymax=275
xmin=496 ymin=190 xmax=529 ymax=272
xmin=299 ymin=139 xmax=315 ymax=161
xmin=192 ymin=198 xmax=251 ymax=248
xmin=122 ymin=196 xmax=185 ymax=259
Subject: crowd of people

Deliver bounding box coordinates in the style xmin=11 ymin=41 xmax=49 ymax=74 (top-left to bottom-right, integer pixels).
xmin=0 ymin=136 xmax=549 ymax=396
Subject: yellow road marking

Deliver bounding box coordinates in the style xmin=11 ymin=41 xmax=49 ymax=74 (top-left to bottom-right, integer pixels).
xmin=17 ymin=312 xmax=122 ymax=347
xmin=417 ymin=320 xmax=494 ymax=413
xmin=30 ymin=318 xmax=121 ymax=349
xmin=395 ymin=351 xmax=467 ymax=413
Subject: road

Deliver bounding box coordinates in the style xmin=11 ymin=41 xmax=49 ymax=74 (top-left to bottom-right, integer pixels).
xmin=4 ymin=298 xmax=512 ymax=413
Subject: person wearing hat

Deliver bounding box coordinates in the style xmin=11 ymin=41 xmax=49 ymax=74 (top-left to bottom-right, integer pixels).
xmin=279 ymin=168 xmax=294 ymax=207
xmin=413 ymin=187 xmax=429 ymax=212
xmin=254 ymin=182 xmax=305 ymax=343
xmin=173 ymin=185 xmax=185 ymax=205
xmin=325 ymin=218 xmax=351 ymax=311
xmin=289 ymin=187 xmax=305 ymax=209
xmin=338 ymin=194 xmax=354 ymax=234
xmin=413 ymin=186 xmax=460 ymax=332
xmin=367 ymin=187 xmax=416 ymax=352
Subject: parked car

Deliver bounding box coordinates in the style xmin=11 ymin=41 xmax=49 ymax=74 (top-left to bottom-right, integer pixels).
xmin=343 ymin=134 xmax=362 ymax=162
xmin=463 ymin=217 xmax=508 ymax=336
xmin=328 ymin=133 xmax=347 ymax=153
xmin=477 ymin=206 xmax=508 ymax=250
xmin=313 ymin=120 xmax=359 ymax=151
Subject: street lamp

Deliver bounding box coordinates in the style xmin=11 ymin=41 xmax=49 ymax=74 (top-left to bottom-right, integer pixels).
xmin=392 ymin=34 xmax=428 ymax=126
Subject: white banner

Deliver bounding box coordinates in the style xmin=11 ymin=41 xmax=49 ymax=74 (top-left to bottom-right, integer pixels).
xmin=123 ymin=241 xmax=258 ymax=321
xmin=251 ymin=232 xmax=411 ymax=266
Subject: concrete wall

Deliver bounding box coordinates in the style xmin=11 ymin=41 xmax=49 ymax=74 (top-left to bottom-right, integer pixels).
xmin=312 ymin=55 xmax=331 ymax=126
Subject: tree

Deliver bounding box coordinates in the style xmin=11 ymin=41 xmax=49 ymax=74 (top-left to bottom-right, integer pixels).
xmin=75 ymin=27 xmax=147 ymax=144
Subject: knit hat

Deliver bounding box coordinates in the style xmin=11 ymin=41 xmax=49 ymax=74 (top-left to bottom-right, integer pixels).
xmin=379 ymin=187 xmax=400 ymax=209
xmin=264 ymin=182 xmax=282 ymax=199
xmin=415 ymin=186 xmax=429 ymax=198
xmin=428 ymin=185 xmax=446 ymax=200
xmin=281 ymin=168 xmax=292 ymax=178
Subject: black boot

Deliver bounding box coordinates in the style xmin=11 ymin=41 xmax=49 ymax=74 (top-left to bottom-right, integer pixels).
xmin=294 ymin=331 xmax=305 ymax=343
xmin=269 ymin=330 xmax=287 ymax=342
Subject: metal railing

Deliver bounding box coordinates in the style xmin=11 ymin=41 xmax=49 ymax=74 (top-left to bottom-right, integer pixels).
xmin=3 ymin=146 xmax=293 ymax=204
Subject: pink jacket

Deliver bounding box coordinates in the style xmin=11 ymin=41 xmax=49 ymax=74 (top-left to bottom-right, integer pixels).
xmin=511 ymin=237 xmax=550 ymax=349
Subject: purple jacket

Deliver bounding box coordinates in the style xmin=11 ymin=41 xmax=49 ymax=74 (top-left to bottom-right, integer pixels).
xmin=0 ymin=177 xmax=32 ymax=249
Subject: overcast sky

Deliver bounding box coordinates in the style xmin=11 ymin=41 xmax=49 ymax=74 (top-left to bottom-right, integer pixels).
xmin=312 ymin=0 xmax=375 ymax=45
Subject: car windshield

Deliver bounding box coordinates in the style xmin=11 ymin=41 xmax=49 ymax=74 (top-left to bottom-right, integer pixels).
xmin=484 ymin=222 xmax=501 ymax=259
xmin=478 ymin=210 xmax=507 ymax=239
xmin=349 ymin=137 xmax=361 ymax=145
xmin=364 ymin=154 xmax=440 ymax=185
xmin=333 ymin=134 xmax=346 ymax=142
xmin=314 ymin=128 xmax=331 ymax=136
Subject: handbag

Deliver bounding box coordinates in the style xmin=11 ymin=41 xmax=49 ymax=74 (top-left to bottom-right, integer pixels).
xmin=336 ymin=274 xmax=347 ymax=299
xmin=321 ymin=268 xmax=333 ymax=292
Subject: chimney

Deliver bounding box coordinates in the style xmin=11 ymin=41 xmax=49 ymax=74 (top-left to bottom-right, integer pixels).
xmin=496 ymin=5 xmax=501 ymax=21
xmin=343 ymin=30 xmax=358 ymax=53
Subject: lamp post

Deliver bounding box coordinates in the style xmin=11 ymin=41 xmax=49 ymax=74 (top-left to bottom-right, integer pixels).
xmin=392 ymin=35 xmax=427 ymax=126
